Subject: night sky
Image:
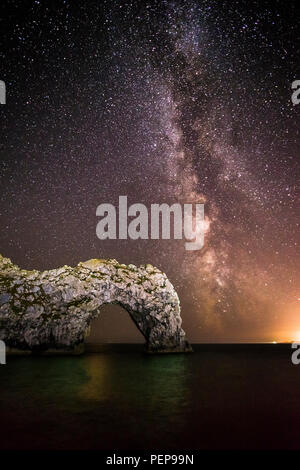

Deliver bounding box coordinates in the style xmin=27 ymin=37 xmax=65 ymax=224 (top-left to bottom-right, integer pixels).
xmin=1 ymin=0 xmax=299 ymax=342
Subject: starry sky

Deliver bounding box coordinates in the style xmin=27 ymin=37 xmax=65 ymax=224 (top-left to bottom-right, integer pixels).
xmin=1 ymin=0 xmax=299 ymax=342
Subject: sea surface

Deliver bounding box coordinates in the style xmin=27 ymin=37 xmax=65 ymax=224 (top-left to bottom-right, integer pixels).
xmin=0 ymin=344 xmax=300 ymax=450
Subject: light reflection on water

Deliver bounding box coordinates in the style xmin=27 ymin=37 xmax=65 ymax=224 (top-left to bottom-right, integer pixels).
xmin=78 ymin=354 xmax=189 ymax=411
xmin=1 ymin=348 xmax=300 ymax=449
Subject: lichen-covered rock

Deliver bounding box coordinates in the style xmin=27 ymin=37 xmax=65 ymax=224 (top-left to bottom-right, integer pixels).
xmin=0 ymin=254 xmax=191 ymax=354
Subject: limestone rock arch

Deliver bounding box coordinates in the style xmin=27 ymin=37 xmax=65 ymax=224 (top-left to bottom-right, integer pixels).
xmin=0 ymin=255 xmax=191 ymax=354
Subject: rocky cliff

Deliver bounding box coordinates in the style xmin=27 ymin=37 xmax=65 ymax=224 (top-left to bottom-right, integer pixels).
xmin=0 ymin=254 xmax=191 ymax=354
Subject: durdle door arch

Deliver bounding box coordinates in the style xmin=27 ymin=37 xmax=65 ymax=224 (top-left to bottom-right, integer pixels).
xmin=0 ymin=255 xmax=192 ymax=354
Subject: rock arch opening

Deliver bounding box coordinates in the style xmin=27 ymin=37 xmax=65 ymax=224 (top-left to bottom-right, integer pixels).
xmin=85 ymin=303 xmax=145 ymax=346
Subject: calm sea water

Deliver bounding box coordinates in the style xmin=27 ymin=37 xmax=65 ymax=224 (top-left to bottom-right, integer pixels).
xmin=0 ymin=344 xmax=300 ymax=450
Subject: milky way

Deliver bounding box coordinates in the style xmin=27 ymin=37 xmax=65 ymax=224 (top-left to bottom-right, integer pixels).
xmin=1 ymin=0 xmax=299 ymax=341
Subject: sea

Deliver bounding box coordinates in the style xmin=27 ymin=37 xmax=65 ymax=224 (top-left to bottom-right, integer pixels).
xmin=0 ymin=343 xmax=299 ymax=450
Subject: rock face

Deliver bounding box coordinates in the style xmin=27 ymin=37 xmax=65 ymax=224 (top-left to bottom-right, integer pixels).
xmin=0 ymin=254 xmax=191 ymax=354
